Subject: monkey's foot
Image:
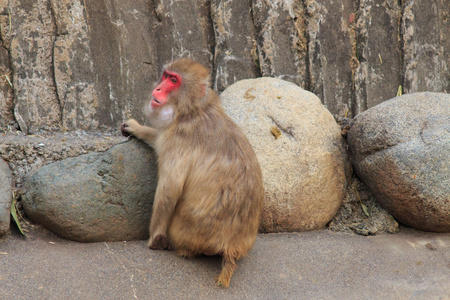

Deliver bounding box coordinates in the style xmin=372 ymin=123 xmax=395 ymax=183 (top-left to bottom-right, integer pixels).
xmin=148 ymin=235 xmax=173 ymax=250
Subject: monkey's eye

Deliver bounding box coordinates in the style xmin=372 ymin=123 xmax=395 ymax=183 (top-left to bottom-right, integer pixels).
xmin=163 ymin=73 xmax=169 ymax=79
xmin=170 ymin=77 xmax=177 ymax=84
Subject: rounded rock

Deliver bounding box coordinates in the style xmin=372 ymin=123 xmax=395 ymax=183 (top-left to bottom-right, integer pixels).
xmin=221 ymin=78 xmax=349 ymax=232
xmin=22 ymin=138 xmax=157 ymax=242
xmin=348 ymin=92 xmax=450 ymax=232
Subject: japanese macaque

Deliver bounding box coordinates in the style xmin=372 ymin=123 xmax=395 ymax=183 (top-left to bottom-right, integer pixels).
xmin=121 ymin=58 xmax=264 ymax=287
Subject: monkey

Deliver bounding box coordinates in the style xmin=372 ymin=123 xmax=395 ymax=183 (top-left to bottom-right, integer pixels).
xmin=121 ymin=58 xmax=264 ymax=287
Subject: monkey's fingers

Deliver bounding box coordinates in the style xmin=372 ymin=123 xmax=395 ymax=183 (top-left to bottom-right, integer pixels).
xmin=120 ymin=123 xmax=131 ymax=137
xmin=148 ymin=235 xmax=173 ymax=250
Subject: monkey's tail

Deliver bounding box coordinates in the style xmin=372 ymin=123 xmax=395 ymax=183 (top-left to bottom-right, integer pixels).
xmin=215 ymin=253 xmax=237 ymax=288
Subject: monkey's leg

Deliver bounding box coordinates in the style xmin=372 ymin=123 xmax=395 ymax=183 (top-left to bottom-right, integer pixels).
xmin=148 ymin=234 xmax=172 ymax=250
xmin=215 ymin=254 xmax=237 ymax=288
xmin=121 ymin=119 xmax=157 ymax=146
xmin=147 ymin=188 xmax=178 ymax=250
xmin=148 ymin=167 xmax=186 ymax=250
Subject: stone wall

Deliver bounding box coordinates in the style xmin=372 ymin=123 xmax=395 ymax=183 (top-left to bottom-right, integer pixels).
xmin=0 ymin=0 xmax=448 ymax=133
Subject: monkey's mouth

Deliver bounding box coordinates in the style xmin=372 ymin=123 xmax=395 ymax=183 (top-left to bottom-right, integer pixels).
xmin=151 ymin=97 xmax=163 ymax=108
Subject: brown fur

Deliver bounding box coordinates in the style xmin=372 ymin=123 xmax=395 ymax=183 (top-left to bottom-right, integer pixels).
xmin=121 ymin=58 xmax=264 ymax=287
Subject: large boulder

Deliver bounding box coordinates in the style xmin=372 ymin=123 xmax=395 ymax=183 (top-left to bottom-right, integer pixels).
xmin=348 ymin=92 xmax=450 ymax=232
xmin=0 ymin=159 xmax=13 ymax=236
xmin=221 ymin=78 xmax=349 ymax=232
xmin=22 ymin=138 xmax=157 ymax=242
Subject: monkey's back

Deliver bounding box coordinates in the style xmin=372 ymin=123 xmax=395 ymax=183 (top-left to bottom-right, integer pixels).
xmin=160 ymin=105 xmax=264 ymax=257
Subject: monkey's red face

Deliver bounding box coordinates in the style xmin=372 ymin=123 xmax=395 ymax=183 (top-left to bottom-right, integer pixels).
xmin=151 ymin=71 xmax=182 ymax=108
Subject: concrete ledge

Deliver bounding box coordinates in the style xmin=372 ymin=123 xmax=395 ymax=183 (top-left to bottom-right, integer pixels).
xmin=0 ymin=227 xmax=448 ymax=299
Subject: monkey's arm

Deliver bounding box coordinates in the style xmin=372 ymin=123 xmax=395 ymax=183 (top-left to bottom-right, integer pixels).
xmin=121 ymin=119 xmax=157 ymax=146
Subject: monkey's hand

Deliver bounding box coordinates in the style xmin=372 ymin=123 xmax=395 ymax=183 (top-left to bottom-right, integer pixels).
xmin=148 ymin=234 xmax=173 ymax=251
xmin=120 ymin=119 xmax=141 ymax=137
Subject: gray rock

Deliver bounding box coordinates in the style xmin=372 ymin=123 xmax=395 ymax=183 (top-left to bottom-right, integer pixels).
xmin=221 ymin=78 xmax=349 ymax=232
xmin=252 ymin=0 xmax=306 ymax=87
xmin=51 ymin=0 xmax=100 ymax=130
xmin=58 ymin=0 xmax=157 ymax=130
xmin=152 ymin=0 xmax=214 ymax=70
xmin=402 ymin=0 xmax=450 ymax=94
xmin=348 ymin=92 xmax=450 ymax=232
xmin=354 ymin=0 xmax=402 ymax=113
xmin=0 ymin=40 xmax=13 ymax=128
xmin=9 ymin=0 xmax=61 ymax=133
xmin=22 ymin=138 xmax=158 ymax=242
xmin=307 ymin=0 xmax=354 ymax=117
xmin=0 ymin=159 xmax=12 ymax=236
xmin=211 ymin=0 xmax=258 ymax=91
xmin=2 ymin=1 xmax=449 ymax=130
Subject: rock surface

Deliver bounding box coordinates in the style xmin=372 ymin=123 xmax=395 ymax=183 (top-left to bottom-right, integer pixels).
xmin=0 ymin=130 xmax=123 ymax=190
xmin=21 ymin=138 xmax=157 ymax=242
xmin=221 ymin=78 xmax=349 ymax=232
xmin=1 ymin=1 xmax=448 ymax=130
xmin=0 ymin=159 xmax=12 ymax=236
xmin=353 ymin=0 xmax=402 ymax=112
xmin=348 ymin=92 xmax=450 ymax=232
